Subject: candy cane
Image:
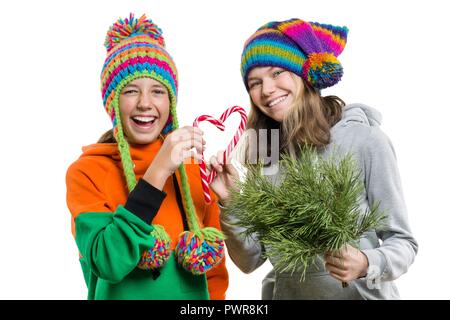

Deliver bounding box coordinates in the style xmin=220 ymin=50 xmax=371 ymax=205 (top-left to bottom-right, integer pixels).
xmin=193 ymin=115 xmax=225 ymax=203
xmin=193 ymin=106 xmax=248 ymax=203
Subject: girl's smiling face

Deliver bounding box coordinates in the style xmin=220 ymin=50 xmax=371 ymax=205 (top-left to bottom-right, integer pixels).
xmin=119 ymin=77 xmax=170 ymax=144
xmin=247 ymin=66 xmax=303 ymax=122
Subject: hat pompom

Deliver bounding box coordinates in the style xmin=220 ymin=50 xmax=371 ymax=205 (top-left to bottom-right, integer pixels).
xmin=303 ymin=52 xmax=343 ymax=89
xmin=137 ymin=225 xmax=171 ymax=270
xmin=104 ymin=13 xmax=165 ymax=51
xmin=175 ymin=228 xmax=225 ymax=275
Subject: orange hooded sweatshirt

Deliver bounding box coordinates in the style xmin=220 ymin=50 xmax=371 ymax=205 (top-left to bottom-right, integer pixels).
xmin=66 ymin=139 xmax=228 ymax=300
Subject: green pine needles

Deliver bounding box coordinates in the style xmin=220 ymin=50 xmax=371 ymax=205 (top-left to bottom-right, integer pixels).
xmin=225 ymin=146 xmax=386 ymax=280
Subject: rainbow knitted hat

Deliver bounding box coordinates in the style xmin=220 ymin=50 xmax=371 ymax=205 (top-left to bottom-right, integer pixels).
xmin=241 ymin=18 xmax=349 ymax=90
xmin=101 ymin=13 xmax=178 ymax=191
xmin=100 ymin=13 xmax=224 ymax=275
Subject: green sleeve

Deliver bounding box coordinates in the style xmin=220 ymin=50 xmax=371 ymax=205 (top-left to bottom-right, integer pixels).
xmin=75 ymin=205 xmax=155 ymax=284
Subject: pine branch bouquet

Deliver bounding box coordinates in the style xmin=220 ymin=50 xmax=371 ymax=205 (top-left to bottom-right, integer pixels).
xmin=224 ymin=147 xmax=386 ymax=281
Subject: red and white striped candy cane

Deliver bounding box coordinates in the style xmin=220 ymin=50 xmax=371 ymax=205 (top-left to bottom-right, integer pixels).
xmin=193 ymin=106 xmax=248 ymax=204
xmin=193 ymin=115 xmax=225 ymax=203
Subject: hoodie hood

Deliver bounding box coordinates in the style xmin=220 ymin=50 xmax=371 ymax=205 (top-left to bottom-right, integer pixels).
xmin=79 ymin=139 xmax=164 ymax=176
xmin=81 ymin=140 xmax=163 ymax=161
xmin=336 ymin=103 xmax=382 ymax=128
xmin=81 ymin=143 xmax=120 ymax=160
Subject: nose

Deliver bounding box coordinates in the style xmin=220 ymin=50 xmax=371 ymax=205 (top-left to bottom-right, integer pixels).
xmin=138 ymin=91 xmax=152 ymax=110
xmin=262 ymin=79 xmax=276 ymax=97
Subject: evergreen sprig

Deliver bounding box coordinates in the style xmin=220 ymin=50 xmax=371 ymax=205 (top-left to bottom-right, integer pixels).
xmin=225 ymin=146 xmax=386 ymax=280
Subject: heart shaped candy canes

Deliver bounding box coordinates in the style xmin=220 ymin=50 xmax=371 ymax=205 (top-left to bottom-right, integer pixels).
xmin=193 ymin=106 xmax=248 ymax=204
xmin=175 ymin=106 xmax=246 ymax=274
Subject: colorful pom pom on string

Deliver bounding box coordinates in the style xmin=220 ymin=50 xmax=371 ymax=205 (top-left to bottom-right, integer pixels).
xmin=175 ymin=228 xmax=225 ymax=275
xmin=302 ymin=52 xmax=343 ymax=89
xmin=137 ymin=225 xmax=171 ymax=270
xmin=104 ymin=13 xmax=165 ymax=51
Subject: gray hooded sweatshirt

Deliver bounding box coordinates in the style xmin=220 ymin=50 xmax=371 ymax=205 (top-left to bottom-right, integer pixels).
xmin=220 ymin=104 xmax=418 ymax=300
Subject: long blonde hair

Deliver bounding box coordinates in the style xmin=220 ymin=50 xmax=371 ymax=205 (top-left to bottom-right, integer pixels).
xmin=243 ymin=74 xmax=345 ymax=163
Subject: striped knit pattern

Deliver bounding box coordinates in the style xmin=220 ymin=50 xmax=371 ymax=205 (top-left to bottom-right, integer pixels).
xmin=241 ymin=18 xmax=348 ymax=90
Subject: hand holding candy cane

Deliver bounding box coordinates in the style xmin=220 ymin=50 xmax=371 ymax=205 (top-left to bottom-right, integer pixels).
xmin=208 ymin=150 xmax=241 ymax=205
xmin=193 ymin=106 xmax=247 ymax=204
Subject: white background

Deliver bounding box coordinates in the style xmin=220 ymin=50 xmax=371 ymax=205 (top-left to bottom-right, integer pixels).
xmin=0 ymin=0 xmax=448 ymax=299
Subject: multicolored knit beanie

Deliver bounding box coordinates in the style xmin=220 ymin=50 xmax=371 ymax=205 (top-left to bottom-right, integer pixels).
xmin=100 ymin=13 xmax=224 ymax=275
xmin=101 ymin=13 xmax=178 ymax=191
xmin=241 ymin=18 xmax=349 ymax=90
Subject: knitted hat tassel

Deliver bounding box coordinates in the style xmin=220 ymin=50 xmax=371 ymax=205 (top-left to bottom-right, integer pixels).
xmin=173 ymin=140 xmax=225 ymax=274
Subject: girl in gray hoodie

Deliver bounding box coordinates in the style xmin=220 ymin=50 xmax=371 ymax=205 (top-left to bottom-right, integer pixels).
xmin=208 ymin=18 xmax=418 ymax=299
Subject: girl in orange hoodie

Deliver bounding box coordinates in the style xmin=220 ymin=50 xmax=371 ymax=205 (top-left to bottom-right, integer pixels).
xmin=66 ymin=13 xmax=228 ymax=300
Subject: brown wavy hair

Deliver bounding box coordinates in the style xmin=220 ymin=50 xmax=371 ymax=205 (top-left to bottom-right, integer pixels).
xmin=97 ymin=129 xmax=116 ymax=143
xmin=243 ymin=74 xmax=345 ymax=163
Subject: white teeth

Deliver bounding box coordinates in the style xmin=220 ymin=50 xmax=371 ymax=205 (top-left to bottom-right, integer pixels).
xmin=268 ymin=96 xmax=287 ymax=107
xmin=133 ymin=116 xmax=155 ymax=123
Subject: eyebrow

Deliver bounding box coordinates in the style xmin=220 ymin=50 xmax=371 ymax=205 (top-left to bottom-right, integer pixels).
xmin=152 ymin=84 xmax=167 ymax=90
xmin=247 ymin=67 xmax=277 ymax=81
xmin=123 ymin=83 xmax=167 ymax=90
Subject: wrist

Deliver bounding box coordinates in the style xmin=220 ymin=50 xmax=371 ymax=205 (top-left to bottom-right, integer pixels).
xmin=143 ymin=166 xmax=171 ymax=191
xmin=358 ymin=251 xmax=369 ymax=278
